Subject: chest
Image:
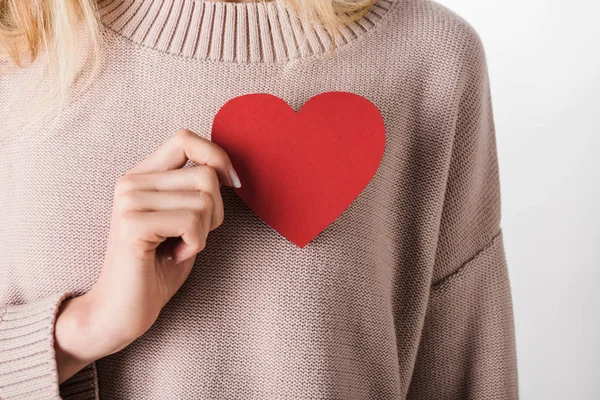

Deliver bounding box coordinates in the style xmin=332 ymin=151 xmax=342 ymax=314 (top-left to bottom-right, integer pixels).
xmin=0 ymin=63 xmax=450 ymax=306
xmin=0 ymin=106 xmax=397 ymax=304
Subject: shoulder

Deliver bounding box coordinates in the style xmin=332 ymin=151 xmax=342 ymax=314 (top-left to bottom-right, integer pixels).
xmin=392 ymin=0 xmax=485 ymax=46
xmin=383 ymin=0 xmax=488 ymax=69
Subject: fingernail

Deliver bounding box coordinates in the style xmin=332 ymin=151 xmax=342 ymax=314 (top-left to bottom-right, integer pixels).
xmin=228 ymin=166 xmax=242 ymax=188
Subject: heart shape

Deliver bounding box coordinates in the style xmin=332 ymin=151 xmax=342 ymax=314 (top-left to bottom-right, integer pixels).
xmin=211 ymin=91 xmax=386 ymax=248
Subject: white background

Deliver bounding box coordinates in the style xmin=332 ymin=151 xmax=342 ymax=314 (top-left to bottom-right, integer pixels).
xmin=436 ymin=0 xmax=600 ymax=398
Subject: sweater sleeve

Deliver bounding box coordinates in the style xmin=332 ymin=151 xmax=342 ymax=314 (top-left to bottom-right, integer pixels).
xmin=0 ymin=293 xmax=98 ymax=399
xmin=406 ymin=25 xmax=519 ymax=399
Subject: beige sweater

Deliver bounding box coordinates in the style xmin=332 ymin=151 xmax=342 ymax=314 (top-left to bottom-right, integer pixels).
xmin=0 ymin=0 xmax=518 ymax=398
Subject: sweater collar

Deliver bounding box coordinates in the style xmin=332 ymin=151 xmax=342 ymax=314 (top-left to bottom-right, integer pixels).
xmin=98 ymin=0 xmax=397 ymax=63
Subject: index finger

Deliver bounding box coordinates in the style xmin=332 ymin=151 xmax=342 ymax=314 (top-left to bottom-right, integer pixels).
xmin=127 ymin=128 xmax=241 ymax=188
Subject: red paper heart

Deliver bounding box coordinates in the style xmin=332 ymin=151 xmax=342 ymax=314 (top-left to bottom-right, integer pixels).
xmin=211 ymin=91 xmax=386 ymax=248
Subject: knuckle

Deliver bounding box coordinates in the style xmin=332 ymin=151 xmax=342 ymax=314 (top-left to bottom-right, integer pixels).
xmin=203 ymin=165 xmax=219 ymax=185
xmin=185 ymin=211 xmax=207 ymax=253
xmin=191 ymin=167 xmax=207 ymax=189
xmin=118 ymin=191 xmax=138 ymax=211
xmin=115 ymin=174 xmax=136 ymax=195
xmin=211 ymin=198 xmax=224 ymax=230
xmin=195 ymin=190 xmax=213 ymax=211
xmin=194 ymin=165 xmax=220 ymax=194
xmin=192 ymin=165 xmax=217 ymax=188
xmin=186 ymin=209 xmax=203 ymax=230
xmin=174 ymin=128 xmax=194 ymax=144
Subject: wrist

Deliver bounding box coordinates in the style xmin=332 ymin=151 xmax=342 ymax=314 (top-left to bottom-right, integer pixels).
xmin=53 ymin=291 xmax=135 ymax=384
xmin=54 ymin=294 xmax=98 ymax=383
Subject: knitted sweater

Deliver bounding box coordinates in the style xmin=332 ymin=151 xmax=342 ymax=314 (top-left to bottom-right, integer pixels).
xmin=0 ymin=0 xmax=518 ymax=398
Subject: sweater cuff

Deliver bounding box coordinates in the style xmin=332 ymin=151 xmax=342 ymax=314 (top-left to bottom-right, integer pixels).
xmin=59 ymin=362 xmax=99 ymax=400
xmin=0 ymin=292 xmax=75 ymax=399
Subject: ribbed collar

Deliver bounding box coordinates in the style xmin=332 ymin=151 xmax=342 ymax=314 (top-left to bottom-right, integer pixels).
xmin=98 ymin=0 xmax=397 ymax=63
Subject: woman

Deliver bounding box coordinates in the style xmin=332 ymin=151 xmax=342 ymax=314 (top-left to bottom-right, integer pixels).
xmin=0 ymin=0 xmax=518 ymax=398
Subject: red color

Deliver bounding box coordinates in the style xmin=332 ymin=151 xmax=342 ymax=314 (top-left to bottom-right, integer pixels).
xmin=211 ymin=92 xmax=386 ymax=248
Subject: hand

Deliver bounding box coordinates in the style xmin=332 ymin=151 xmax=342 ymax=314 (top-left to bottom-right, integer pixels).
xmin=53 ymin=129 xmax=241 ymax=383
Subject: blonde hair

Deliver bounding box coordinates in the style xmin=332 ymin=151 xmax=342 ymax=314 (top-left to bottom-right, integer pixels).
xmin=0 ymin=0 xmax=375 ymax=128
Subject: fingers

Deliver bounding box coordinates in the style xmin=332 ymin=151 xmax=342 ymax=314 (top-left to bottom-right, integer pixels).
xmin=116 ymin=190 xmax=224 ymax=232
xmin=123 ymin=208 xmax=212 ymax=264
xmin=117 ymin=164 xmax=219 ymax=193
xmin=114 ymin=165 xmax=224 ymax=231
xmin=127 ymin=128 xmax=241 ymax=188
xmin=112 ymin=129 xmax=236 ymax=264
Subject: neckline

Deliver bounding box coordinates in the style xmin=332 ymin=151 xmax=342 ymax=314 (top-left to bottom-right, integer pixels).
xmin=97 ymin=0 xmax=398 ymax=63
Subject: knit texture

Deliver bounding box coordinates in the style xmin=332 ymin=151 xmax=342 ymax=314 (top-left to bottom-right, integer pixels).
xmin=0 ymin=0 xmax=518 ymax=398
